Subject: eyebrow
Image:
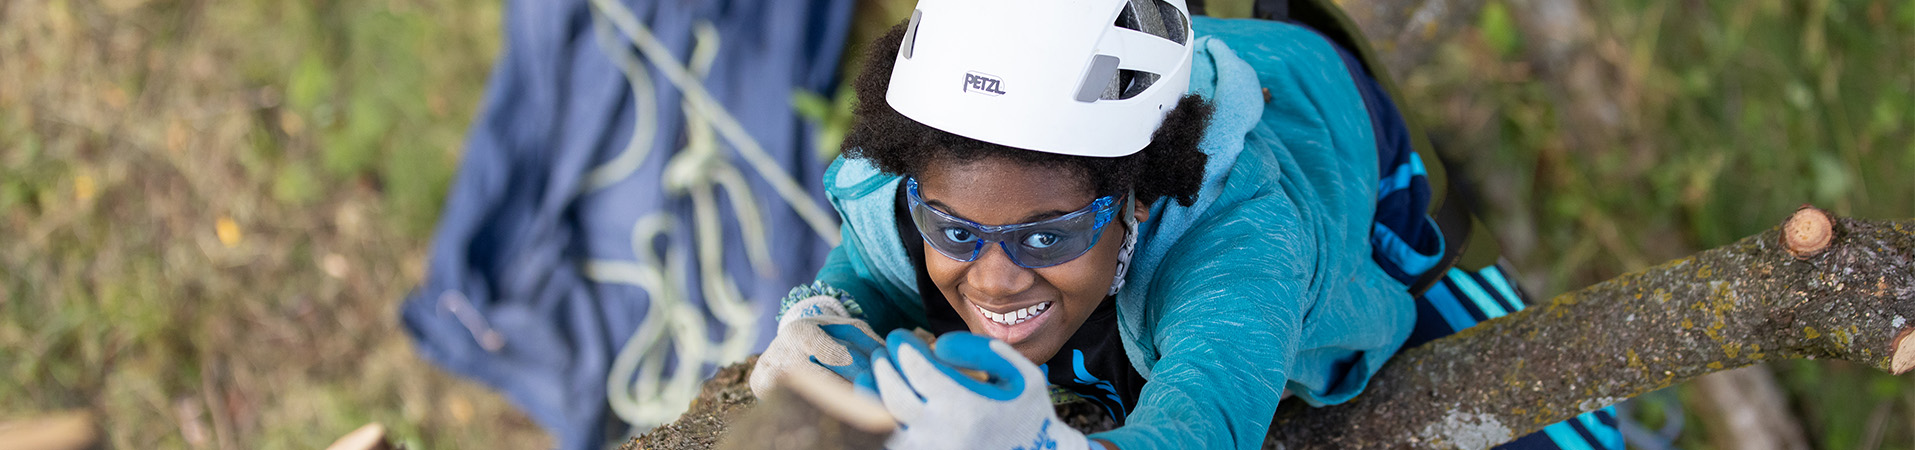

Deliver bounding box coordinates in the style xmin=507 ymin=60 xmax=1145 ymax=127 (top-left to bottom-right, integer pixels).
xmin=923 ymin=199 xmax=1074 ymax=225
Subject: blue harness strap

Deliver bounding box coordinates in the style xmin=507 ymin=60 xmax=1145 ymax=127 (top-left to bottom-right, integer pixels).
xmin=1412 ymin=264 xmax=1625 ymax=450
xmin=1309 ymin=20 xmax=1625 ymax=450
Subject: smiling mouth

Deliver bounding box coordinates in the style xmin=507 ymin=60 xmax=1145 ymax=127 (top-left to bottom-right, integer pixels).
xmin=973 ymin=301 xmax=1052 ymax=326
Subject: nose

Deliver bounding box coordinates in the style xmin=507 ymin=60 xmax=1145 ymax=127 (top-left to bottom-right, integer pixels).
xmin=966 ymin=242 xmax=1036 ymax=298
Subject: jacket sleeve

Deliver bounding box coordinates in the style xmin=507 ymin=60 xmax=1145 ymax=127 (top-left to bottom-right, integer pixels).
xmin=1089 ymin=21 xmax=1416 ymax=446
xmin=1089 ymin=155 xmax=1313 ymax=449
xmin=813 ymin=226 xmax=921 ymax=333
xmin=809 ymin=156 xmax=927 ymax=334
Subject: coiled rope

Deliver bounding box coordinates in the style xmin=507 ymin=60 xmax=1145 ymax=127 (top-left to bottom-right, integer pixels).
xmin=578 ymin=0 xmax=842 ymax=434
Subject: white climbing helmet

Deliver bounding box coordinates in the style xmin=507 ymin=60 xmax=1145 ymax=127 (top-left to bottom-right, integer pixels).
xmin=886 ymin=0 xmax=1195 ymax=158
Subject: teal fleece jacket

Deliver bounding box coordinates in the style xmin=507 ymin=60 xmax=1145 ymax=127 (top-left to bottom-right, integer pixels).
xmin=809 ymin=18 xmax=1415 ymax=449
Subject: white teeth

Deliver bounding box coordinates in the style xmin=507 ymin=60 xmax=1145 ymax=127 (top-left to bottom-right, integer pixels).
xmin=975 ymin=302 xmax=1050 ymax=326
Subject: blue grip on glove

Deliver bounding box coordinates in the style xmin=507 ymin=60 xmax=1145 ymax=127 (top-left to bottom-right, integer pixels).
xmin=809 ymin=323 xmax=886 ymax=381
xmin=871 ymin=330 xmax=1090 ymax=450
xmin=883 ymin=330 xmax=1025 ymax=402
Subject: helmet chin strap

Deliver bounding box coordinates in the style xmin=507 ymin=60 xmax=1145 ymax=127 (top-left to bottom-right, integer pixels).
xmin=1109 ymin=192 xmax=1140 ymax=296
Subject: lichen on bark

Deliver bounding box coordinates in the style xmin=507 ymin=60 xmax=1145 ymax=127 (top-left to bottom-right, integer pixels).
xmin=1264 ymin=208 xmax=1915 ymax=449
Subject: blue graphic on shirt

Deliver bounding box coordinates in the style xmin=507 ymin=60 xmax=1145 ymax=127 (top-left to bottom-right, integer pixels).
xmin=1053 ymin=349 xmax=1127 ymax=423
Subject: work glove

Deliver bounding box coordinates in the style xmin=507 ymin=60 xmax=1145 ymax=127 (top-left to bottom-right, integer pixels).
xmin=872 ymin=330 xmax=1092 ymax=450
xmin=747 ymin=293 xmax=886 ymax=398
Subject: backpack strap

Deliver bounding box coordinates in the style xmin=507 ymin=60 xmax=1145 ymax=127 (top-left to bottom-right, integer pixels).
xmin=1254 ymin=0 xmax=1289 ymax=21
xmin=1192 ymin=0 xmax=1497 ymax=295
xmin=1283 ymin=0 xmax=1497 ymax=294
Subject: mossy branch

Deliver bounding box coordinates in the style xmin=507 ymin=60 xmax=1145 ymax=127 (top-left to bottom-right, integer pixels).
xmin=1263 ymin=207 xmax=1915 ymax=449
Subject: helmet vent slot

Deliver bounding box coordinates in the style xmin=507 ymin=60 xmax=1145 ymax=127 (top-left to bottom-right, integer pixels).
xmin=1100 ymin=0 xmax=1186 ymax=100
xmin=1118 ymin=70 xmax=1159 ymax=99
xmin=1115 ymin=4 xmax=1140 ymax=32
xmin=1116 ymin=0 xmax=1188 ymax=45
xmin=1150 ymin=0 xmax=1187 ymax=45
xmin=882 ymin=0 xmax=1195 ymax=156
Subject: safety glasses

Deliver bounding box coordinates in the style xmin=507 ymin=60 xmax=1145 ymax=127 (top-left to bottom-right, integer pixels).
xmin=905 ymin=177 xmax=1120 ymax=269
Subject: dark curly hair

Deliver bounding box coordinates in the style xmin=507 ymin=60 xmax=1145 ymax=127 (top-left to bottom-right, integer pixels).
xmin=840 ymin=23 xmax=1213 ymax=207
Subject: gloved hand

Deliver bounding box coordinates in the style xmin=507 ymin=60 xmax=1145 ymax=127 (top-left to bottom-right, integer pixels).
xmin=871 ymin=330 xmax=1091 ymax=450
xmin=748 ymin=294 xmax=886 ymax=398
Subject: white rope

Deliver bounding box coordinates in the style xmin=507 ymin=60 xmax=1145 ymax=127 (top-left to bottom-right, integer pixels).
xmin=577 ymin=0 xmax=842 ymax=438
xmin=592 ymin=215 xmax=694 ymax=425
xmin=581 ymin=10 xmax=661 ymax=193
xmin=589 ymin=0 xmax=842 ymax=244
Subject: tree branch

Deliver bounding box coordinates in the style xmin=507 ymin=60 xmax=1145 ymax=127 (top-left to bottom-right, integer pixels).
xmin=713 ymin=370 xmax=893 ymax=450
xmin=1263 ymin=207 xmax=1915 ymax=449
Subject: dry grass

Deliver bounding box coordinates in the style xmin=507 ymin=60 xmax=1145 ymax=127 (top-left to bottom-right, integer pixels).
xmin=0 ymin=0 xmax=546 ymax=448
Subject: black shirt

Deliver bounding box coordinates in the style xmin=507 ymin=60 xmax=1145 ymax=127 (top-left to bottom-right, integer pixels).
xmin=893 ymin=183 xmax=1147 ymax=425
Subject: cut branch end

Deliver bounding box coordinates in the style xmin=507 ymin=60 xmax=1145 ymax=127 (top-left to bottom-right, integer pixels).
xmin=1894 ymin=328 xmax=1915 ymax=375
xmin=1783 ymin=206 xmax=1833 ymax=259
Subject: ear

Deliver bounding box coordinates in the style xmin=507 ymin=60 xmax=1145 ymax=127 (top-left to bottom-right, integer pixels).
xmin=1131 ymin=195 xmax=1151 ymax=224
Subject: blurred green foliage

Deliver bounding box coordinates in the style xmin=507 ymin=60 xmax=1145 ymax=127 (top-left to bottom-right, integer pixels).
xmin=1 ymin=0 xmax=544 ymax=448
xmin=1774 ymin=360 xmax=1915 ymax=449
xmin=1412 ymin=0 xmax=1915 ymax=447
xmin=1462 ymin=0 xmax=1913 ymax=290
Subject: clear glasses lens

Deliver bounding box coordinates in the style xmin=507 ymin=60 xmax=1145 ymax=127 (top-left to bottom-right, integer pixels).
xmin=905 ymin=178 xmax=1115 ymax=269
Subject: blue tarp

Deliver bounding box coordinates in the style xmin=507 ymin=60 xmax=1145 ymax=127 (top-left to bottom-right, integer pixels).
xmin=399 ymin=0 xmax=854 ymax=448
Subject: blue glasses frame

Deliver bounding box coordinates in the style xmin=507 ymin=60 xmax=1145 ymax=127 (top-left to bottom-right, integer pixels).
xmin=905 ymin=177 xmax=1120 ymax=269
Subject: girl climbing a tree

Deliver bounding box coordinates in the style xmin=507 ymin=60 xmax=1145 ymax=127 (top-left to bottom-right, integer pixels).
xmin=751 ymin=0 xmax=1444 ymax=448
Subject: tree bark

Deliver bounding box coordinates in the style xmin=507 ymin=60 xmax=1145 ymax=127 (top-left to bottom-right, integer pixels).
xmin=712 ymin=371 xmax=893 ymax=450
xmin=1262 ymin=207 xmax=1915 ymax=449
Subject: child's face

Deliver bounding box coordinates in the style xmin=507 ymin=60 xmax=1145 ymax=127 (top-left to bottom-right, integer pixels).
xmin=914 ymin=156 xmax=1137 ymax=364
